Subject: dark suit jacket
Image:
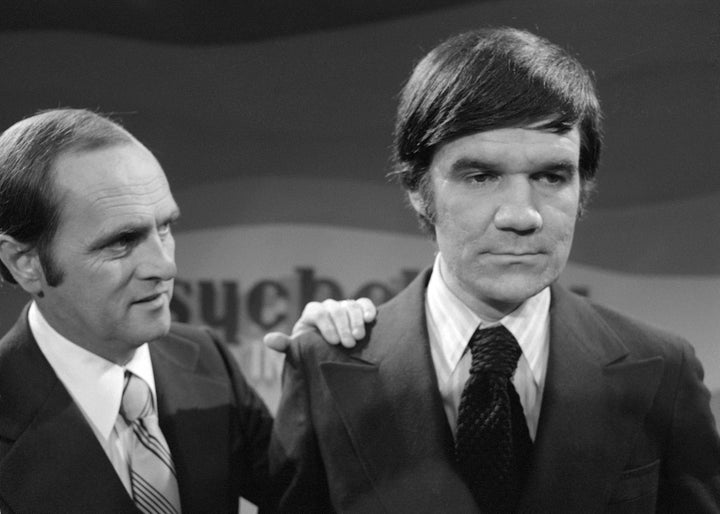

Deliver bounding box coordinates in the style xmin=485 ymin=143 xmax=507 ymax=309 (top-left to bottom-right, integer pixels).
xmin=269 ymin=268 xmax=720 ymax=513
xmin=0 ymin=306 xmax=274 ymax=513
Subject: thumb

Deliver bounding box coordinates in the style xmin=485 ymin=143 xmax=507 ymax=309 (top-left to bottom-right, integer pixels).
xmin=263 ymin=331 xmax=293 ymax=353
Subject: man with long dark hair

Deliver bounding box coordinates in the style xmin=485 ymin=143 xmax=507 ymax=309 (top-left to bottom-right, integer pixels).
xmin=269 ymin=28 xmax=720 ymax=512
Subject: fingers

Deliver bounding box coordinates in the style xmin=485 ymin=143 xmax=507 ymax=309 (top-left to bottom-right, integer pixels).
xmin=264 ymin=298 xmax=379 ymax=353
xmin=297 ymin=299 xmax=354 ymax=347
xmin=292 ymin=301 xmax=341 ymax=345
xmin=293 ymin=298 xmax=379 ymax=348
xmin=341 ymin=299 xmax=367 ymax=343
xmin=356 ymin=297 xmax=378 ymax=323
xmin=263 ymin=331 xmax=293 ymax=353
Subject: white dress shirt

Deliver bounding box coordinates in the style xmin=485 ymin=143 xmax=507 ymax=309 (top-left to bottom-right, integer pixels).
xmin=29 ymin=301 xmax=158 ymax=495
xmin=425 ymin=254 xmax=550 ymax=440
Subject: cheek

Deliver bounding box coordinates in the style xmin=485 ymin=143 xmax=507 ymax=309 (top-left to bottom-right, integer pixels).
xmin=435 ymin=213 xmax=472 ymax=257
xmin=545 ymin=189 xmax=579 ymax=227
xmin=558 ymin=203 xmax=579 ymax=236
xmin=545 ymin=209 xmax=578 ymax=262
xmin=82 ymin=265 xmax=133 ymax=303
xmin=435 ymin=194 xmax=485 ymax=234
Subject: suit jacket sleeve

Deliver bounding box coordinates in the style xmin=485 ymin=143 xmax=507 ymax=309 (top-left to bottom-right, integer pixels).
xmin=660 ymin=340 xmax=720 ymax=511
xmin=205 ymin=327 xmax=276 ymax=509
xmin=266 ymin=335 xmax=334 ymax=513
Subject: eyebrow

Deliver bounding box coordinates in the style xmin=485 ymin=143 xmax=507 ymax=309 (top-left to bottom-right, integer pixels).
xmin=449 ymin=157 xmax=495 ymax=172
xmin=538 ymin=160 xmax=578 ymax=174
xmin=449 ymin=157 xmax=578 ymax=174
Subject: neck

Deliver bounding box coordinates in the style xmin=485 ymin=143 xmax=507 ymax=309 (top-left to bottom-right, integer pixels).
xmin=437 ymin=257 xmax=521 ymax=322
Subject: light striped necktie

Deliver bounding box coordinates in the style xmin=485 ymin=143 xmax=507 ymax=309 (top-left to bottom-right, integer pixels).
xmin=120 ymin=371 xmax=182 ymax=514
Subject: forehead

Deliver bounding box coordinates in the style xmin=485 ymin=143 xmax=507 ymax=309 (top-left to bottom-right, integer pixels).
xmin=52 ymin=142 xmax=177 ymax=230
xmin=432 ymin=125 xmax=581 ymax=170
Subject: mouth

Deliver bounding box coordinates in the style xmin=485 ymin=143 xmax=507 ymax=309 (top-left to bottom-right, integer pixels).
xmin=486 ymin=251 xmax=544 ymax=257
xmin=483 ymin=252 xmax=546 ymax=263
xmin=134 ymin=291 xmax=169 ymax=305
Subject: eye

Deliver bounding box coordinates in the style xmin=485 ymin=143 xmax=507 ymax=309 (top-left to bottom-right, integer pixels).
xmin=158 ymin=217 xmax=178 ymax=239
xmin=534 ymin=172 xmax=567 ymax=185
xmin=467 ymin=172 xmax=495 ymax=184
xmin=158 ymin=222 xmax=172 ymax=237
xmin=106 ymin=233 xmax=140 ymax=255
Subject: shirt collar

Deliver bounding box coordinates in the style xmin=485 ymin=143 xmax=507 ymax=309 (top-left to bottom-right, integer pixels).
xmin=426 ymin=254 xmax=550 ymax=385
xmin=28 ymin=301 xmax=157 ymax=439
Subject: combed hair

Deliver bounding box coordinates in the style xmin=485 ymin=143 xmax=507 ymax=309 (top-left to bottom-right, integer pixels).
xmin=390 ymin=28 xmax=603 ymax=233
xmin=0 ymin=108 xmax=134 ymax=285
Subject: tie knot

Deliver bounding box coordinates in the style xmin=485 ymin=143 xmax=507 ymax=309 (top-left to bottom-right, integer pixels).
xmin=120 ymin=371 xmax=154 ymax=423
xmin=468 ymin=324 xmax=521 ymax=378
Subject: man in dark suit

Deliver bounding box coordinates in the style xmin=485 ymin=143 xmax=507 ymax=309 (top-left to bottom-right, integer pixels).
xmin=0 ymin=108 xmax=372 ymax=513
xmin=0 ymin=108 xmax=274 ymax=513
xmin=268 ymin=28 xmax=720 ymax=512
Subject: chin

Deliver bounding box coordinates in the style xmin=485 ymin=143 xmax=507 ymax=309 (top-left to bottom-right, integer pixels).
xmin=485 ymin=277 xmax=549 ymax=305
xmin=153 ymin=320 xmax=172 ymax=339
xmin=135 ymin=319 xmax=172 ymax=344
xmin=146 ymin=307 xmax=171 ymax=327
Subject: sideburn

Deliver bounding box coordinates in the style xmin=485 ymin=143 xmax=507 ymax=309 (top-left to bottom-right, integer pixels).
xmin=38 ymin=246 xmax=64 ymax=287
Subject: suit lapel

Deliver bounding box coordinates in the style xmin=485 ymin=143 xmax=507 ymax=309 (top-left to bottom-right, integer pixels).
xmin=0 ymin=308 xmax=135 ymax=513
xmin=320 ymin=268 xmax=478 ymax=511
xmin=151 ymin=331 xmax=233 ymax=512
xmin=518 ymin=285 xmax=664 ymax=512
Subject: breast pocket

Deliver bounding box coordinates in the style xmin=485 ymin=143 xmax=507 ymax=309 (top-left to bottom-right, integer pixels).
xmin=607 ymin=459 xmax=659 ymax=513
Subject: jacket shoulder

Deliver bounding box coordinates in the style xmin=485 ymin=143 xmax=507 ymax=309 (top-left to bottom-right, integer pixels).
xmin=289 ymin=267 xmax=432 ymax=364
xmin=591 ymin=299 xmax=689 ymax=355
xmin=557 ymin=285 xmax=692 ymax=363
xmin=151 ymin=322 xmax=243 ymax=381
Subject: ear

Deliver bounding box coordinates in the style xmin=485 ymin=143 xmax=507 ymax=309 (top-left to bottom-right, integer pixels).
xmin=0 ymin=235 xmax=45 ymax=294
xmin=407 ymin=190 xmax=425 ymax=216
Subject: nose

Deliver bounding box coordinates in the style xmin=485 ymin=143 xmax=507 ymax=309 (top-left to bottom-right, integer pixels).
xmin=136 ymin=233 xmax=177 ymax=282
xmin=493 ymin=178 xmax=543 ymax=234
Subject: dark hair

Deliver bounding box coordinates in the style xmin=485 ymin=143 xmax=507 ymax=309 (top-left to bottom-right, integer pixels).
xmin=0 ymin=108 xmax=134 ymax=285
xmin=390 ymin=27 xmax=603 ymax=233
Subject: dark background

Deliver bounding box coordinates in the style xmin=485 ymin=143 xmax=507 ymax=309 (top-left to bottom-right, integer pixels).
xmin=0 ymin=0 xmax=718 ymax=423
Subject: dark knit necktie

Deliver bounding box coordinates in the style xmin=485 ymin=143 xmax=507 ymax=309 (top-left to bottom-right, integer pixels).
xmin=454 ymin=324 xmax=533 ymax=513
